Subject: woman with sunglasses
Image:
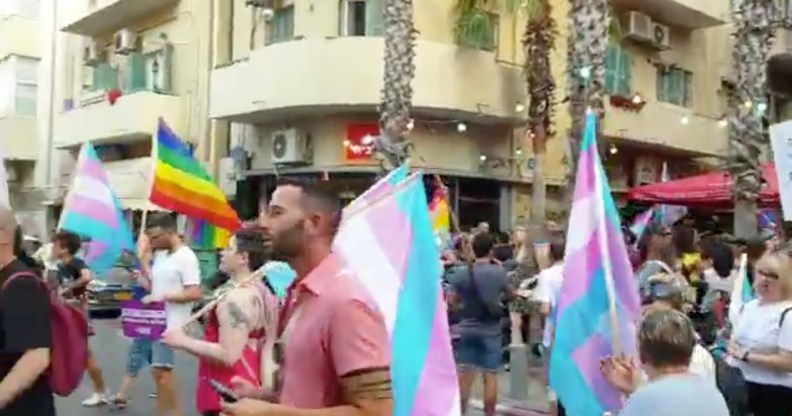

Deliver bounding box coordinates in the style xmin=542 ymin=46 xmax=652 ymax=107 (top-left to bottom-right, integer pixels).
xmin=728 ymin=250 xmax=792 ymax=416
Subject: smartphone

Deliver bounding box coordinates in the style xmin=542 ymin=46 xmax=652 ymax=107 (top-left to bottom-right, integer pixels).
xmin=208 ymin=379 xmax=238 ymax=403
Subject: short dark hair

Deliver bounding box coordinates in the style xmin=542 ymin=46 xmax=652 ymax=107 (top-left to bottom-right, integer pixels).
xmin=548 ymin=236 xmax=566 ymax=262
xmin=471 ymin=232 xmax=495 ymax=259
xmin=55 ymin=231 xmax=82 ymax=255
xmin=638 ymin=309 xmax=696 ymax=369
xmin=700 ymin=240 xmax=734 ymax=278
xmin=276 ymin=177 xmax=341 ymax=230
xmin=233 ymin=227 xmax=269 ymax=271
xmin=147 ymin=213 xmax=177 ymax=232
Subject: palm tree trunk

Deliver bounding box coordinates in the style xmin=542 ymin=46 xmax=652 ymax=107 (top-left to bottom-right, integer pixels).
xmin=729 ymin=0 xmax=775 ymax=238
xmin=524 ymin=0 xmax=556 ymax=223
xmin=564 ymin=0 xmax=610 ymax=206
xmin=377 ymin=0 xmax=416 ymax=171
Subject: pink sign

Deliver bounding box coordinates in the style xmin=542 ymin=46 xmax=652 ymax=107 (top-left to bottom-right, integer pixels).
xmin=121 ymin=300 xmax=167 ymax=340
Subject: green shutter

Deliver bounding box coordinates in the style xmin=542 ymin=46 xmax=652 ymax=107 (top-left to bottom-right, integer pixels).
xmin=125 ymin=52 xmax=146 ymax=93
xmin=617 ymin=48 xmax=631 ymax=96
xmin=269 ymin=6 xmax=295 ymax=44
xmin=604 ymin=45 xmax=618 ymax=95
xmin=92 ymin=63 xmax=118 ymax=91
xmin=365 ymin=0 xmax=384 ymax=36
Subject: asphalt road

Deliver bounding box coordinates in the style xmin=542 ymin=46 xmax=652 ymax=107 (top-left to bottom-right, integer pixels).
xmin=55 ymin=317 xmax=537 ymax=416
xmin=56 ymin=317 xmax=200 ymax=416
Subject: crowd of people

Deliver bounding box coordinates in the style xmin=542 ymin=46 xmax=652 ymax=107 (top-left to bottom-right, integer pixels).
xmin=440 ymin=218 xmax=792 ymax=416
xmin=0 ymin=179 xmax=791 ymax=416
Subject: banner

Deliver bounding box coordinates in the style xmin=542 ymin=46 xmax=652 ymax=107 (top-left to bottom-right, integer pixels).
xmin=121 ymin=300 xmax=167 ymax=340
xmin=770 ymin=120 xmax=792 ymax=221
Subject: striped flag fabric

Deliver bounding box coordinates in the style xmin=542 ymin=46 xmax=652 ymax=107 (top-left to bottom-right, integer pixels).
xmin=429 ymin=177 xmax=452 ymax=249
xmin=334 ymin=172 xmax=460 ymax=416
xmin=549 ymin=111 xmax=641 ymax=416
xmin=58 ymin=143 xmax=136 ymax=278
xmin=345 ymin=163 xmax=409 ymax=212
xmin=150 ymin=119 xmax=241 ymax=234
xmin=728 ymin=253 xmax=754 ymax=324
xmin=629 ymin=207 xmax=654 ymax=243
xmin=658 ymin=162 xmax=687 ymax=226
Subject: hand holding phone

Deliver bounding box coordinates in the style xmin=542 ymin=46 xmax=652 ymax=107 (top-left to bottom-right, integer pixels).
xmin=208 ymin=379 xmax=239 ymax=403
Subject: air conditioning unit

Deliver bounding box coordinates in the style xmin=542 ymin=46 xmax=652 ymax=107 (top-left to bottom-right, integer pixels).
xmin=625 ymin=11 xmax=653 ymax=43
xmin=82 ymin=40 xmax=102 ymax=67
xmin=270 ymin=129 xmax=308 ymax=164
xmin=113 ymin=28 xmax=138 ymax=55
xmin=652 ymin=23 xmax=671 ymax=50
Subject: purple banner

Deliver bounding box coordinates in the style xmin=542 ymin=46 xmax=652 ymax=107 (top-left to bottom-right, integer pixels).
xmin=121 ymin=300 xmax=167 ymax=340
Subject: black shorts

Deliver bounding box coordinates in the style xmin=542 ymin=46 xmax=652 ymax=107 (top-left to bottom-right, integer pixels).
xmin=747 ymin=382 xmax=792 ymax=416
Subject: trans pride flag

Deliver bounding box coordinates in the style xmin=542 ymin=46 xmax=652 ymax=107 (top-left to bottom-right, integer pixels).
xmin=345 ymin=163 xmax=409 ymax=212
xmin=59 ymin=143 xmax=136 ymax=279
xmin=334 ymin=172 xmax=460 ymax=416
xmin=728 ymin=253 xmax=755 ymax=324
xmin=629 ymin=207 xmax=654 ymax=244
xmin=550 ymin=112 xmax=641 ymax=416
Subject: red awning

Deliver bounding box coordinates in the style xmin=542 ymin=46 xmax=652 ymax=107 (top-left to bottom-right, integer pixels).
xmin=627 ymin=163 xmax=779 ymax=207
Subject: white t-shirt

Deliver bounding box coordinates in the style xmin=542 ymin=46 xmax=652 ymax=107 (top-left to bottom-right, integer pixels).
xmin=533 ymin=262 xmax=564 ymax=348
xmin=638 ymin=345 xmax=717 ymax=386
xmin=151 ymin=246 xmax=202 ymax=329
xmin=732 ymin=299 xmax=792 ymax=388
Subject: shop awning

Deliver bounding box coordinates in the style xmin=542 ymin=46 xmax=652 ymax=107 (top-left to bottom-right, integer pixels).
xmin=627 ymin=163 xmax=779 ymax=207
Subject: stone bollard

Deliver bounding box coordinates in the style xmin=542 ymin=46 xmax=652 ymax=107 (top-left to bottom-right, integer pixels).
xmin=508 ymin=342 xmax=530 ymax=401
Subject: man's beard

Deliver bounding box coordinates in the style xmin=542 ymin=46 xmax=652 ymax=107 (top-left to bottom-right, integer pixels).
xmin=271 ymin=220 xmax=305 ymax=262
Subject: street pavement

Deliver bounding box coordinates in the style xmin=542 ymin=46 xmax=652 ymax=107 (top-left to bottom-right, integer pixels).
xmin=56 ymin=318 xmax=549 ymax=416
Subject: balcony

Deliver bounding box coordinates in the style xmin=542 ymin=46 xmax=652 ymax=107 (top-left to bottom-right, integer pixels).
xmin=603 ymin=101 xmax=726 ymax=157
xmin=209 ymin=37 xmax=523 ymax=124
xmin=0 ymin=116 xmax=37 ymax=160
xmin=54 ymin=90 xmax=184 ymax=149
xmin=768 ymin=29 xmax=792 ymax=96
xmin=60 ymin=0 xmax=178 ymax=37
xmin=0 ymin=15 xmax=41 ymax=59
xmin=614 ymin=0 xmax=727 ymax=29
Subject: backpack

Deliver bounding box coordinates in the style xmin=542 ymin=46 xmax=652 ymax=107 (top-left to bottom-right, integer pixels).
xmin=2 ymin=271 xmax=89 ymax=396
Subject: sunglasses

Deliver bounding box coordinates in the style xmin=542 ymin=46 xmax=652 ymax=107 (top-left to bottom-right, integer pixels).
xmin=756 ymin=269 xmax=780 ymax=280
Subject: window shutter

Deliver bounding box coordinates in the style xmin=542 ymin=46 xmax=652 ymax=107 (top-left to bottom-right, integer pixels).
xmin=365 ymin=0 xmax=385 ymax=36
xmin=125 ymin=52 xmax=146 ymax=93
xmin=604 ymin=45 xmax=618 ymax=95
xmin=618 ymin=48 xmax=631 ymax=96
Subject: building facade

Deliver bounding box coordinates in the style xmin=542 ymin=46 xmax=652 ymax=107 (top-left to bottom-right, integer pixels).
xmin=50 ymin=0 xmax=214 ymax=220
xmin=0 ymin=0 xmax=42 ymax=232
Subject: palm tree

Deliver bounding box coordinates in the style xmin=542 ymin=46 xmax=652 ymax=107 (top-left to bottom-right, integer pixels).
xmin=376 ymin=0 xmax=417 ymax=171
xmin=728 ymin=0 xmax=776 ymax=238
xmin=454 ymin=0 xmax=558 ymax=224
xmin=564 ymin=0 xmax=611 ymax=196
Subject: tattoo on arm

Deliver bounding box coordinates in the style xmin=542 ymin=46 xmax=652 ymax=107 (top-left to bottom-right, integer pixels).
xmin=225 ymin=301 xmax=249 ymax=329
xmin=340 ymin=367 xmax=393 ymax=401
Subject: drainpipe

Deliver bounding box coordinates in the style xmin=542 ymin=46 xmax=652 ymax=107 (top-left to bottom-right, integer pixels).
xmin=45 ymin=0 xmax=58 ymax=188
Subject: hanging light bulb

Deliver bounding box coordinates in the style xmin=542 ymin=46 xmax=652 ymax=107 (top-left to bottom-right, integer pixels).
xmin=609 ymin=144 xmax=618 ymax=155
xmin=756 ymin=102 xmax=768 ymax=114
xmin=515 ymin=102 xmax=525 ymax=113
xmin=479 ymin=154 xmax=487 ymax=162
xmin=744 ymin=100 xmax=753 ymax=109
xmin=631 ymin=94 xmax=643 ymax=104
xmin=681 ymin=115 xmax=690 ymax=125
xmin=457 ymin=122 xmax=467 ymax=133
xmin=718 ymin=117 xmax=728 ymax=128
xmin=515 ymin=148 xmax=523 ymax=157
xmin=406 ymin=119 xmax=415 ymax=131
xmin=343 ymin=139 xmax=351 ymax=147
xmin=579 ymin=66 xmax=591 ymax=79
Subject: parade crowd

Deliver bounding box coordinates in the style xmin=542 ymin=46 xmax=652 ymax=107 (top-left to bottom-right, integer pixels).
xmin=0 ymin=179 xmax=791 ymax=416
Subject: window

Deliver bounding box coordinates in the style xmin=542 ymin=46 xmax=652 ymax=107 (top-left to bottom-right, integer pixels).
xmin=604 ymin=45 xmax=631 ymax=97
xmin=14 ymin=56 xmax=38 ymax=117
xmin=91 ymin=62 xmax=119 ymax=92
xmin=341 ymin=0 xmax=384 ymax=36
xmin=268 ymin=6 xmax=295 ymax=44
xmin=456 ymin=12 xmax=498 ymax=51
xmin=656 ymin=67 xmax=692 ymax=107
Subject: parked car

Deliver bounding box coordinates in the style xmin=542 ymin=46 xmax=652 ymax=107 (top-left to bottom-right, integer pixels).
xmin=86 ymin=266 xmax=136 ymax=313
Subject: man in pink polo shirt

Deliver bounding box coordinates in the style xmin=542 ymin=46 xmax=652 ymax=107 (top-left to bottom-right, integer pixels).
xmin=223 ymin=178 xmax=393 ymax=416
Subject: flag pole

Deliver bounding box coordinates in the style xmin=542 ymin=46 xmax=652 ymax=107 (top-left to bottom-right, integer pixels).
xmin=590 ymin=112 xmax=621 ymax=354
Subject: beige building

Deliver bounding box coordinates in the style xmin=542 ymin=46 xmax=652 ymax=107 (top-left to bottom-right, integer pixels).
xmin=0 ymin=0 xmax=42 ymax=230
xmin=209 ymin=0 xmax=731 ymax=228
xmin=51 ymin=0 xmax=214 ymax=215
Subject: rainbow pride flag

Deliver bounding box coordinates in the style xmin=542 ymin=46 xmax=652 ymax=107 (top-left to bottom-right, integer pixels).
xmin=59 ymin=143 xmax=136 ymax=278
xmin=550 ymin=111 xmax=641 ymax=415
xmin=428 ymin=178 xmax=451 ymax=249
xmin=150 ymin=119 xmax=240 ymax=235
xmin=186 ymin=218 xmax=231 ymax=250
xmin=334 ymin=172 xmax=459 ymax=416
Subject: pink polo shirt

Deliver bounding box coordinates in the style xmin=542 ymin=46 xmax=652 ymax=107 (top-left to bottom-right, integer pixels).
xmin=278 ymin=253 xmax=390 ymax=408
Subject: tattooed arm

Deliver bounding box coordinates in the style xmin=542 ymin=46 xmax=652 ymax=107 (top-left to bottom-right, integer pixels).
xmin=172 ymin=289 xmax=257 ymax=366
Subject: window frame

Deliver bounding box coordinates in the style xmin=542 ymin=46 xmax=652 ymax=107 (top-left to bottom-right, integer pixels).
xmin=267 ymin=5 xmax=295 ymax=45
xmin=341 ymin=0 xmax=367 ymax=36
xmin=604 ymin=44 xmax=631 ymax=97
xmin=656 ymin=66 xmax=693 ymax=108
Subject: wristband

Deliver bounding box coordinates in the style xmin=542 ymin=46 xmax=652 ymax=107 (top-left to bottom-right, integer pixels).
xmin=741 ymin=351 xmax=750 ymax=362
